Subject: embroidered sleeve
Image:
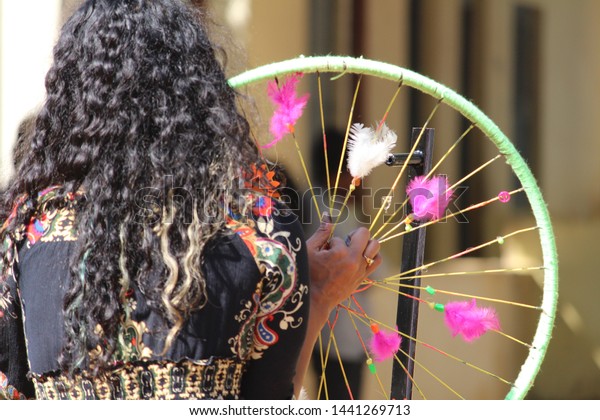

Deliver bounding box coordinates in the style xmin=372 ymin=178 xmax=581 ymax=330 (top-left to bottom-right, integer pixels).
xmin=231 ymin=200 xmax=310 ymax=399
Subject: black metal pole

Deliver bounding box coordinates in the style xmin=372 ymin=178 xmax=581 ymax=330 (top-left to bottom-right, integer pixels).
xmin=389 ymin=127 xmax=434 ymax=400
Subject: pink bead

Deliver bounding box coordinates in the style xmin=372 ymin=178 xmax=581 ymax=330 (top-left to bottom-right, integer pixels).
xmin=498 ymin=191 xmax=511 ymax=203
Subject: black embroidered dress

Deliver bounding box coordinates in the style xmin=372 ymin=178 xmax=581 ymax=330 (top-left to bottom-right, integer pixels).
xmin=0 ymin=187 xmax=309 ymax=399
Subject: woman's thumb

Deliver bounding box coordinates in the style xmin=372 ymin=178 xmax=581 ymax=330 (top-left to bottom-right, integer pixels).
xmin=306 ymin=211 xmax=333 ymax=249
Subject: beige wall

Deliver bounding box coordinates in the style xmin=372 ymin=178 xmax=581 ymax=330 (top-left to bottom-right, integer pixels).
xmin=230 ymin=0 xmax=600 ymax=399
xmin=468 ymin=0 xmax=600 ymax=398
xmin=1 ymin=0 xmax=598 ymax=399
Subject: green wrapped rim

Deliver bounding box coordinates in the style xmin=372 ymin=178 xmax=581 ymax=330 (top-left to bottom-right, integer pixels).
xmin=229 ymin=56 xmax=558 ymax=400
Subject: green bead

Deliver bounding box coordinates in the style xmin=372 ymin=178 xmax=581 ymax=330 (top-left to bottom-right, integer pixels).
xmin=368 ymin=363 xmax=377 ymax=374
xmin=496 ymin=236 xmax=505 ymax=245
xmin=434 ymin=303 xmax=445 ymax=312
xmin=425 ymin=285 xmax=436 ymax=295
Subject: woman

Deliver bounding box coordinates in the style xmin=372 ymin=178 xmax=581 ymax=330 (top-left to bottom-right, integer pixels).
xmin=0 ymin=0 xmax=381 ymax=400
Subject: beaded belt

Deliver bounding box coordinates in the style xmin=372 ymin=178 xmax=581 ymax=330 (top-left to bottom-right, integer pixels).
xmin=32 ymin=358 xmax=244 ymax=400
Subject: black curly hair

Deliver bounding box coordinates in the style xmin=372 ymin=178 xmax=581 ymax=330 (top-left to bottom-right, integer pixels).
xmin=0 ymin=0 xmax=262 ymax=374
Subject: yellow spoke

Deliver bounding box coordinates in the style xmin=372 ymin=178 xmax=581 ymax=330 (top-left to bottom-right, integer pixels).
xmin=317 ymin=308 xmax=350 ymax=399
xmin=330 ymin=81 xmax=404 ymax=237
xmin=328 ymin=185 xmax=355 ymax=241
xmin=382 ymin=266 xmax=545 ymax=282
xmin=377 ymin=154 xmax=505 ymax=242
xmin=394 ymin=353 xmax=463 ymax=400
xmin=380 ymin=188 xmax=525 ymax=244
xmin=369 ymin=99 xmax=443 ymax=232
xmin=329 ymin=329 xmax=355 ymax=399
xmin=373 ymin=196 xmax=410 ymax=240
xmin=371 ymin=282 xmax=541 ymax=310
xmin=332 ymin=76 xmax=362 ymax=212
xmin=376 ymin=80 xmax=403 ymax=129
xmin=316 ymin=333 xmax=329 ymax=400
xmin=292 ymin=134 xmax=321 ymax=220
xmin=317 ymin=73 xmax=332 ymax=201
xmin=373 ymin=124 xmax=475 ymax=240
xmin=428 ymin=123 xmax=475 ymax=177
xmin=447 ymin=154 xmax=503 ymax=193
xmin=317 ymin=322 xmax=336 ymax=399
xmin=347 ymin=311 xmax=389 ymax=399
xmin=354 ymin=315 xmax=513 ymax=386
xmin=382 ymin=226 xmax=538 ymax=283
xmin=493 ymin=329 xmax=534 ymax=349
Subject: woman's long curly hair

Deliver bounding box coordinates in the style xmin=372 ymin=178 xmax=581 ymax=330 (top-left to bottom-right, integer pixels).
xmin=0 ymin=0 xmax=262 ymax=374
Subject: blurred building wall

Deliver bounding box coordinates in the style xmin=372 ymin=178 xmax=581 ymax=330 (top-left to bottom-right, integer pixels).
xmin=1 ymin=0 xmax=598 ymax=399
xmin=214 ymin=0 xmax=600 ymax=399
xmin=0 ymin=0 xmax=61 ymax=185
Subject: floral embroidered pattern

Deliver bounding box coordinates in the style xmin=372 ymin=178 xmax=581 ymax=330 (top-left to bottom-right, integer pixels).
xmin=26 ymin=207 xmax=77 ymax=245
xmin=26 ymin=187 xmax=79 ymax=245
xmin=31 ymin=358 xmax=243 ymax=400
xmin=251 ymin=238 xmax=305 ymax=356
xmin=0 ymin=371 xmax=26 ymax=400
xmin=229 ymin=280 xmax=263 ymax=360
xmin=0 ymin=237 xmax=19 ymax=320
xmin=115 ymin=289 xmax=152 ymax=362
xmin=244 ymin=163 xmax=282 ymax=199
xmin=3 ymin=186 xmax=80 ymax=247
xmin=0 ymin=281 xmax=17 ymax=320
xmin=227 ymin=196 xmax=307 ymax=361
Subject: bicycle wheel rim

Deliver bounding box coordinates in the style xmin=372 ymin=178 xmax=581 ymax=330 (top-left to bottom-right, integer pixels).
xmin=229 ymin=55 xmax=559 ymax=400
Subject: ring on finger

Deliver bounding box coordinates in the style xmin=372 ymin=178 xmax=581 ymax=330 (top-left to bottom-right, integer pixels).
xmin=363 ymin=255 xmax=375 ymax=267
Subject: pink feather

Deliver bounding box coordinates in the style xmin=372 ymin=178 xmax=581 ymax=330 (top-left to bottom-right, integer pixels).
xmin=369 ymin=329 xmax=402 ymax=362
xmin=265 ymin=73 xmax=309 ymax=147
xmin=444 ymin=299 xmax=500 ymax=342
xmin=406 ymin=175 xmax=453 ymax=221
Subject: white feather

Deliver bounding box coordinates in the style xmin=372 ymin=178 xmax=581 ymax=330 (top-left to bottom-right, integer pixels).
xmin=347 ymin=122 xmax=397 ymax=179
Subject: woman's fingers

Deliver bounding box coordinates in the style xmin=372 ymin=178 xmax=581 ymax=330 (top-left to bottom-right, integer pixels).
xmin=345 ymin=228 xmax=381 ymax=272
xmin=308 ymin=226 xmax=384 ymax=312
xmin=363 ymin=239 xmax=380 ymax=260
xmin=306 ymin=212 xmax=334 ymax=251
xmin=365 ymin=253 xmax=383 ymax=276
xmin=345 ymin=228 xmax=370 ymax=253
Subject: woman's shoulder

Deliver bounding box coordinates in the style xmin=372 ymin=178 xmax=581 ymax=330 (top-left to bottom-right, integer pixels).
xmin=226 ymin=192 xmax=304 ymax=252
xmin=9 ymin=186 xmax=81 ymax=248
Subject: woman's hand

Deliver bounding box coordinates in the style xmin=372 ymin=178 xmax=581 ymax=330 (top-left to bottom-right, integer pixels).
xmin=305 ymin=212 xmax=382 ymax=318
xmin=293 ymin=212 xmax=382 ymax=397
